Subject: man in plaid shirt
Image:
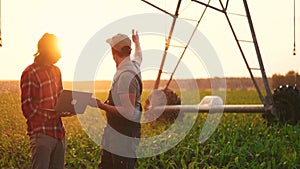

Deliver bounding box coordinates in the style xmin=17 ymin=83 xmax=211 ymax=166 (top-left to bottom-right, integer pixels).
xmin=20 ymin=33 xmax=66 ymax=169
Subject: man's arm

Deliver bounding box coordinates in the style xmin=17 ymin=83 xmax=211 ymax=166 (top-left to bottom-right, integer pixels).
xmin=20 ymin=71 xmax=39 ymax=120
xmin=132 ymin=29 xmax=142 ymax=65
xmin=96 ymin=93 xmax=136 ymax=119
xmin=89 ymin=72 xmax=139 ymax=119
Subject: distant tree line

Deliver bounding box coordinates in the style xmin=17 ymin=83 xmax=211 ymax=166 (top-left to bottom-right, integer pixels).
xmin=272 ymin=70 xmax=300 ymax=89
xmin=2 ymin=71 xmax=300 ymax=94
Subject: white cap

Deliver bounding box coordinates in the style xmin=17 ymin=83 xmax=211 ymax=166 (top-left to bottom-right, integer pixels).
xmin=106 ymin=33 xmax=131 ymax=52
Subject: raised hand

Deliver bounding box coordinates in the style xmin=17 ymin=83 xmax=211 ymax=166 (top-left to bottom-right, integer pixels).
xmin=132 ymin=29 xmax=139 ymax=44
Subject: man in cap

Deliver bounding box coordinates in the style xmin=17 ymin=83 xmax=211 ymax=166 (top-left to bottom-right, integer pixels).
xmin=20 ymin=33 xmax=67 ymax=169
xmin=89 ymin=29 xmax=142 ymax=169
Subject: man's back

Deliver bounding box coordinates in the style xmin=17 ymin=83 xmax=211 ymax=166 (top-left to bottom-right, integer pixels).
xmin=21 ymin=63 xmax=65 ymax=139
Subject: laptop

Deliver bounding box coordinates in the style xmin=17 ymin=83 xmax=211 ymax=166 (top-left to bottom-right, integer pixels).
xmin=42 ymin=90 xmax=93 ymax=115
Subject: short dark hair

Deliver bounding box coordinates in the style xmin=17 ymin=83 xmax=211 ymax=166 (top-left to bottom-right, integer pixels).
xmin=113 ymin=46 xmax=131 ymax=58
xmin=35 ymin=33 xmax=60 ymax=55
xmin=34 ymin=33 xmax=61 ymax=65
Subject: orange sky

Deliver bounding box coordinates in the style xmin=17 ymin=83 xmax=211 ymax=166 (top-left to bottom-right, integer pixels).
xmin=0 ymin=0 xmax=299 ymax=81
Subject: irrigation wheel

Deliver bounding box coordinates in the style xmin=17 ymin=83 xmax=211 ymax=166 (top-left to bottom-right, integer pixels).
xmin=263 ymin=85 xmax=300 ymax=125
xmin=144 ymin=88 xmax=182 ymax=123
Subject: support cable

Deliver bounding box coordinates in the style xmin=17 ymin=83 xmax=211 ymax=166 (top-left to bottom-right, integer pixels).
xmin=165 ymin=0 xmax=211 ymax=89
xmin=217 ymin=0 xmax=266 ymax=104
xmin=0 ymin=0 xmax=2 ymax=47
xmin=152 ymin=0 xmax=183 ymax=89
xmin=293 ymin=0 xmax=296 ymax=55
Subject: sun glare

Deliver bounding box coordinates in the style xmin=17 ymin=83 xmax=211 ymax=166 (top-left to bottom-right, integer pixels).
xmin=56 ymin=39 xmax=63 ymax=52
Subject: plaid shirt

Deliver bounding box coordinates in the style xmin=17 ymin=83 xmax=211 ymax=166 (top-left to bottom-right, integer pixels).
xmin=20 ymin=63 xmax=65 ymax=139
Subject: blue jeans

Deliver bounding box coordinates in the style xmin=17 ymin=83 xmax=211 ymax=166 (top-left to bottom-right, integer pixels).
xmin=29 ymin=133 xmax=65 ymax=169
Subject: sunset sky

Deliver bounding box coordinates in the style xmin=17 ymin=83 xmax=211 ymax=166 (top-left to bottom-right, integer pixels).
xmin=0 ymin=0 xmax=299 ymax=81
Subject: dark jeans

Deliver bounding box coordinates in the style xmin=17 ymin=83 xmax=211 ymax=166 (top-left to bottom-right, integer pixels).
xmin=29 ymin=133 xmax=65 ymax=169
xmin=99 ymin=150 xmax=137 ymax=169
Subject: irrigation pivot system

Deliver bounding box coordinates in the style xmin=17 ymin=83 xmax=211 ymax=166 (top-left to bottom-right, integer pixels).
xmin=0 ymin=0 xmax=2 ymax=47
xmin=142 ymin=0 xmax=300 ymax=125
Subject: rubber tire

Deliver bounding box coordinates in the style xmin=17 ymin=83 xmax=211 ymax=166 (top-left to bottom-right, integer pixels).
xmin=270 ymin=85 xmax=300 ymax=125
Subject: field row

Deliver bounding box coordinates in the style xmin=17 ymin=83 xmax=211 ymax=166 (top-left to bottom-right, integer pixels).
xmin=0 ymin=90 xmax=299 ymax=168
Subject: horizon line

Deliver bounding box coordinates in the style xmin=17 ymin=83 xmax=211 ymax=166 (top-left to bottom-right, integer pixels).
xmin=0 ymin=76 xmax=271 ymax=82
